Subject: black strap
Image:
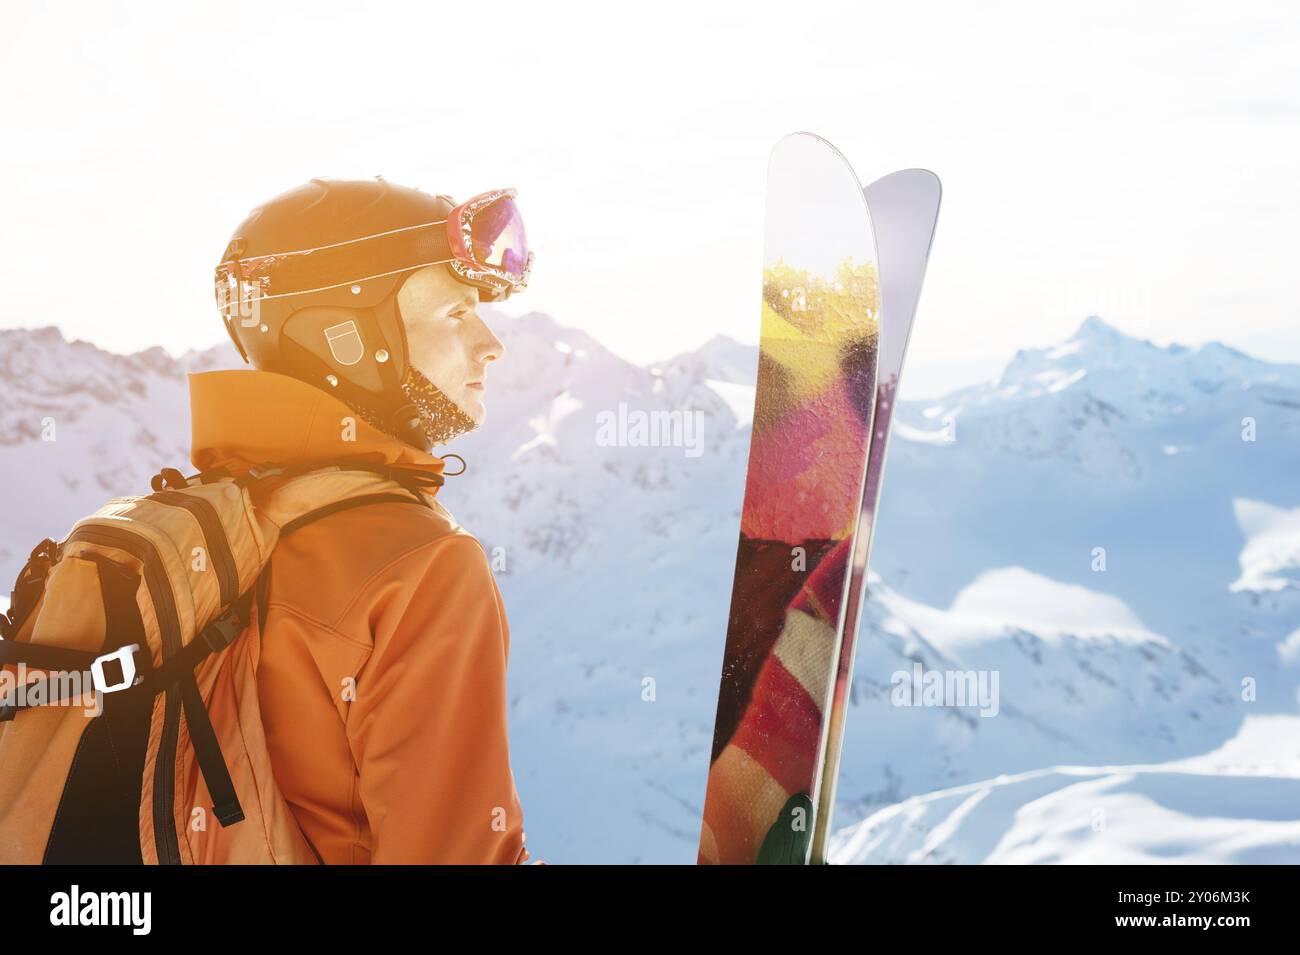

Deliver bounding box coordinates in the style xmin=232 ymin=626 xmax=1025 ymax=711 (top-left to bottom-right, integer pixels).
xmin=0 ymin=599 xmax=250 ymax=717
xmin=18 ymin=600 xmax=248 ymax=826
xmin=0 ymin=555 xmax=147 ymax=719
xmin=179 ymin=669 xmax=244 ymax=826
xmin=255 ymin=561 xmax=272 ymax=638
xmin=2 ymin=537 xmax=58 ymax=641
xmin=0 ymin=649 xmax=142 ymax=719
xmin=133 ymin=601 xmax=248 ymax=695
xmin=253 ymin=459 xmax=445 ymax=494
xmin=0 ymin=668 xmax=89 ymax=719
xmin=0 ymin=640 xmax=98 ymax=672
xmin=279 ymin=491 xmax=431 ymax=537
xmin=162 ymin=459 xmax=448 ymax=493
xmin=90 ymin=553 xmax=157 ymax=840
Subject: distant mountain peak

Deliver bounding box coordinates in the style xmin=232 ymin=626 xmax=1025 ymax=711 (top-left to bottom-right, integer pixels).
xmin=996 ymin=312 xmax=1259 ymax=394
xmin=1073 ymin=314 xmax=1124 ymax=341
xmin=702 ymin=332 xmax=746 ymax=348
xmin=1062 ymin=316 xmax=1165 ymax=358
xmin=2 ymin=324 xmax=67 ymax=347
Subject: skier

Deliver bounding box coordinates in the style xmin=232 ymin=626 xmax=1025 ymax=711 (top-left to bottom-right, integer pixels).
xmin=200 ymin=177 xmax=533 ymax=863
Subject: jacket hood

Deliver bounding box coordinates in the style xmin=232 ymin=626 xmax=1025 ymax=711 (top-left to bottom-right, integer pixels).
xmin=189 ymin=369 xmax=448 ymax=482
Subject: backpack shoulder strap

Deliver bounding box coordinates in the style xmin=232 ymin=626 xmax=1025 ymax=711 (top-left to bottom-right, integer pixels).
xmin=250 ymin=487 xmax=433 ymax=635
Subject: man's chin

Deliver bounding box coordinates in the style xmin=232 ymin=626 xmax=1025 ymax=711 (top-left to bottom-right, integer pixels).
xmin=456 ymin=394 xmax=487 ymax=427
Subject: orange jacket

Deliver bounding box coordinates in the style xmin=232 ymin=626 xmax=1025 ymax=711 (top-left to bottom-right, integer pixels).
xmin=189 ymin=369 xmax=528 ymax=864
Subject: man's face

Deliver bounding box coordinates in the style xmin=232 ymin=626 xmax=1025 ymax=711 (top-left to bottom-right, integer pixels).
xmin=396 ymin=265 xmax=505 ymax=425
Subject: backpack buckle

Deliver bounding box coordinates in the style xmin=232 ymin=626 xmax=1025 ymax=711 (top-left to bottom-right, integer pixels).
xmin=90 ymin=644 xmax=142 ymax=694
xmin=201 ymin=611 xmax=244 ymax=653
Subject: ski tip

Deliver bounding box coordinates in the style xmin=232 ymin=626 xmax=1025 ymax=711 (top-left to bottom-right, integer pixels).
xmin=769 ymin=132 xmax=864 ymax=190
xmin=871 ymin=167 xmax=941 ymax=192
xmin=863 ymin=168 xmax=943 ymax=216
xmin=782 ymin=129 xmax=832 ymax=146
xmin=908 ymin=168 xmax=942 ymax=197
xmin=775 ymin=130 xmax=857 ymax=159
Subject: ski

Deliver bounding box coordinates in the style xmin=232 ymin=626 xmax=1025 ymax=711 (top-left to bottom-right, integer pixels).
xmin=809 ymin=169 xmax=942 ymax=863
xmin=697 ymin=133 xmax=939 ymax=865
xmin=698 ymin=131 xmax=880 ymax=864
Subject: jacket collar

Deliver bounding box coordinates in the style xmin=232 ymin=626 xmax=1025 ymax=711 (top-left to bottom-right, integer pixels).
xmin=189 ymin=370 xmax=447 ymax=485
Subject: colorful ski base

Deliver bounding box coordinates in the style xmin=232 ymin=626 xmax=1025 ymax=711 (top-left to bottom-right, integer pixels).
xmin=698 ymin=132 xmax=880 ymax=865
xmin=698 ymin=133 xmax=940 ymax=865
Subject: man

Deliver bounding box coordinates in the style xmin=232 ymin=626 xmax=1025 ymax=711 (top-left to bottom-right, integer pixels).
xmin=196 ymin=176 xmax=532 ymax=863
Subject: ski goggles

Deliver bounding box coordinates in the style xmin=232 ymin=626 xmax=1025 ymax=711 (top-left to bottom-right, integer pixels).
xmin=445 ymin=188 xmax=532 ymax=299
xmin=215 ymin=187 xmax=533 ymax=310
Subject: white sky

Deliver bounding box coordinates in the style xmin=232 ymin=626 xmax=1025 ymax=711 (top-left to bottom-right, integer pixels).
xmin=1 ymin=0 xmax=1297 ymax=398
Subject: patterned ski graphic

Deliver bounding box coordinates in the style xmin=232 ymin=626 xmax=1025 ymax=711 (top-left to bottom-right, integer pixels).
xmin=699 ymin=132 xmax=881 ymax=864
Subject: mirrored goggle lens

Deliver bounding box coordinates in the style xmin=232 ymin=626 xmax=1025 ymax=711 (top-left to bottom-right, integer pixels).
xmin=470 ymin=197 xmax=529 ymax=279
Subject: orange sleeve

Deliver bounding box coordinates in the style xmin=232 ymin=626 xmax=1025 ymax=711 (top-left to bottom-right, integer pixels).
xmin=345 ymin=534 xmax=529 ymax=864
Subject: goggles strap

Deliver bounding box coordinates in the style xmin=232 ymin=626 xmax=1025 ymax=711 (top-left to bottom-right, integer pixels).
xmin=226 ymin=220 xmax=455 ymax=298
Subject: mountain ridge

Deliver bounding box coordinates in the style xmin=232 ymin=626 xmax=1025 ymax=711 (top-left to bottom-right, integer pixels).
xmin=1 ymin=312 xmax=1296 ymax=863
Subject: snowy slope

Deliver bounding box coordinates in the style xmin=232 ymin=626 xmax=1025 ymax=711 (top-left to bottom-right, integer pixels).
xmin=1 ymin=314 xmax=1298 ymax=863
xmin=828 ymin=318 xmax=1300 ymax=854
xmin=828 ymin=569 xmax=1238 ymax=823
xmin=830 ymin=716 xmax=1300 ymax=865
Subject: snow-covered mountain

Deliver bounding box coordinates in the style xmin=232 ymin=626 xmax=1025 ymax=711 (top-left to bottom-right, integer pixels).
xmin=1 ymin=313 xmax=1297 ymax=864
xmin=831 ymin=715 xmax=1300 ymax=864
xmin=822 ymin=317 xmax=1300 ymax=862
xmin=0 ymin=327 xmax=235 ymax=578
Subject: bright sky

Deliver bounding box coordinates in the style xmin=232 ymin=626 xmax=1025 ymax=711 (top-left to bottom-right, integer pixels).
xmin=1 ymin=0 xmax=1297 ymax=398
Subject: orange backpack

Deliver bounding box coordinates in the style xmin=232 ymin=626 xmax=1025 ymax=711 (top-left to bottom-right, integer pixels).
xmin=0 ymin=461 xmax=440 ymax=864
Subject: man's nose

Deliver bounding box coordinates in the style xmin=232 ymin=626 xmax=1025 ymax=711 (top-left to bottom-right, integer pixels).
xmin=474 ymin=317 xmax=505 ymax=363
